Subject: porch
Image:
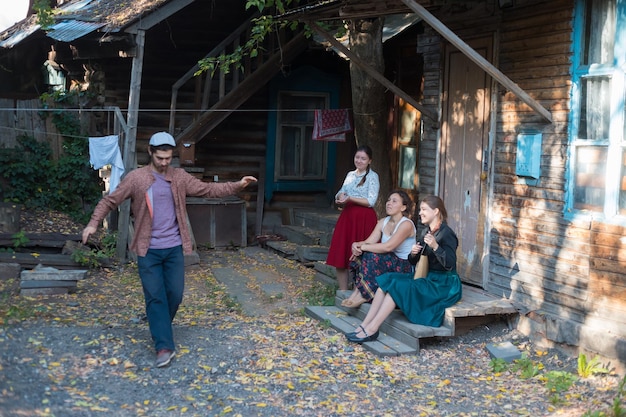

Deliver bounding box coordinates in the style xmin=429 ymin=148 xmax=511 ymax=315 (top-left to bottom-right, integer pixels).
xmin=261 ymin=208 xmax=520 ymax=356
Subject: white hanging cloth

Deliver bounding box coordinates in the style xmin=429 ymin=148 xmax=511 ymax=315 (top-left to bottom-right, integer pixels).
xmin=88 ymin=135 xmax=125 ymax=192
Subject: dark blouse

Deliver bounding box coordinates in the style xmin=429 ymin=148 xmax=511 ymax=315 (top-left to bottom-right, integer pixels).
xmin=408 ymin=222 xmax=458 ymax=272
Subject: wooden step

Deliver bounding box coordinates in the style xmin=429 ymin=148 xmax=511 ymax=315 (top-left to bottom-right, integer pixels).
xmin=264 ymin=240 xmax=297 ymax=260
xmin=305 ymin=285 xmax=518 ymax=357
xmin=305 ymin=305 xmax=417 ymax=357
xmin=274 ymin=224 xmax=328 ymax=246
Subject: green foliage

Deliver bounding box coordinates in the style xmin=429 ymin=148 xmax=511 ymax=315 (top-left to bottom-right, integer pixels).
xmin=578 ymin=353 xmax=610 ymax=378
xmin=0 ymin=92 xmax=102 ymax=222
xmin=545 ymin=370 xmax=577 ymax=393
xmin=33 ymin=0 xmax=55 ymax=29
xmin=302 ymin=282 xmax=336 ymax=306
xmin=71 ymin=232 xmax=117 ymax=268
xmin=196 ymin=0 xmax=344 ymax=77
xmin=11 ymin=231 xmax=29 ymax=249
xmin=512 ymin=355 xmax=543 ymax=379
xmin=541 ymin=370 xmax=578 ymax=406
xmin=320 ymin=318 xmax=332 ymax=329
xmin=489 ymin=357 xmax=509 ymax=373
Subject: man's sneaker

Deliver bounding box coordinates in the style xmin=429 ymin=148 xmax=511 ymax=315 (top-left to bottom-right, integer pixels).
xmin=156 ymin=349 xmax=175 ymax=368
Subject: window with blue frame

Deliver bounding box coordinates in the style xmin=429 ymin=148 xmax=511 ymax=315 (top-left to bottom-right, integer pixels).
xmin=569 ymin=0 xmax=626 ymax=217
xmin=275 ymin=92 xmax=328 ymax=181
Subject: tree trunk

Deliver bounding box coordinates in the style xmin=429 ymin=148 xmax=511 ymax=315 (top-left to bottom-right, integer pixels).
xmin=349 ymin=18 xmax=390 ymax=216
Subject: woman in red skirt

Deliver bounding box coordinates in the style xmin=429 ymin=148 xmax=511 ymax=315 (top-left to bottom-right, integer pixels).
xmin=326 ymin=145 xmax=379 ymax=290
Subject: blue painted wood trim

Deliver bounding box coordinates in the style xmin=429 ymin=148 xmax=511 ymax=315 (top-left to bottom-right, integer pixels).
xmin=265 ymin=66 xmax=340 ymax=202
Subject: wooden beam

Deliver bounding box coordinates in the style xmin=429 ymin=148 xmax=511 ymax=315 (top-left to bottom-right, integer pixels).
xmin=400 ymin=0 xmax=552 ymax=123
xmin=116 ymin=29 xmax=145 ymax=262
xmin=308 ymin=21 xmax=439 ymax=124
xmin=124 ymin=0 xmax=196 ymax=33
xmin=176 ymin=32 xmax=309 ymax=145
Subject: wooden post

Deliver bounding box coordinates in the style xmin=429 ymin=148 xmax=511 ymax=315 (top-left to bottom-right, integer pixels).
xmin=116 ymin=29 xmax=145 ymax=262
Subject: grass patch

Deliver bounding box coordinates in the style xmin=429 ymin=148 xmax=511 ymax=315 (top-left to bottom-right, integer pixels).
xmin=302 ymin=282 xmax=336 ymax=306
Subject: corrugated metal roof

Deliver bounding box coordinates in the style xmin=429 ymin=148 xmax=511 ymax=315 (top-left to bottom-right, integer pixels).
xmin=47 ymin=19 xmax=107 ymax=42
xmin=0 ymin=0 xmax=170 ymax=49
xmin=0 ymin=23 xmax=40 ymax=49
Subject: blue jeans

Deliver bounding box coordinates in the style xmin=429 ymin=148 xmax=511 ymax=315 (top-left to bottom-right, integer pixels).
xmin=137 ymin=245 xmax=184 ymax=352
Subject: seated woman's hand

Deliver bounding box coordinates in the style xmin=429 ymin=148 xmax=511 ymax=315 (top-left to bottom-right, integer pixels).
xmin=410 ymin=243 xmax=422 ymax=255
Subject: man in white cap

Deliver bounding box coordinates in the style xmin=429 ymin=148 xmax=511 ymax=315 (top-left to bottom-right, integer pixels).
xmin=82 ymin=131 xmax=257 ymax=367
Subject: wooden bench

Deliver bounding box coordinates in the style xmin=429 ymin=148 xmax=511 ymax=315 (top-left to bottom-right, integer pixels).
xmin=305 ymin=284 xmax=519 ymax=357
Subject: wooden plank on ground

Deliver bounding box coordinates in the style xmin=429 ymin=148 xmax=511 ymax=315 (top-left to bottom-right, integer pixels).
xmin=0 ymin=253 xmax=84 ymax=269
xmin=21 ymin=287 xmax=69 ymax=296
xmin=0 ymin=232 xmax=82 ymax=247
xmin=21 ymin=268 xmax=87 ymax=281
xmin=20 ymin=280 xmax=77 ymax=289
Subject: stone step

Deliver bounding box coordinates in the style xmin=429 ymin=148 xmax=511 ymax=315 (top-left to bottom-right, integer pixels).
xmin=274 ymin=224 xmax=332 ymax=246
xmin=293 ymin=208 xmax=339 ymax=235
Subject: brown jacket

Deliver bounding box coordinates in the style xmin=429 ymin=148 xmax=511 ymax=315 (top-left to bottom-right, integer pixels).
xmin=87 ymin=165 xmax=243 ymax=256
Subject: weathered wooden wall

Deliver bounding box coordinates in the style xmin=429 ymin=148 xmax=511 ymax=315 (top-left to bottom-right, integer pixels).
xmin=489 ymin=0 xmax=624 ymax=363
xmin=409 ymin=0 xmax=625 ymax=364
xmin=0 ymin=98 xmax=63 ymax=158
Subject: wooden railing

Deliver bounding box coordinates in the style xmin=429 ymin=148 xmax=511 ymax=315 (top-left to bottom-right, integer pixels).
xmin=168 ymin=16 xmax=307 ymax=143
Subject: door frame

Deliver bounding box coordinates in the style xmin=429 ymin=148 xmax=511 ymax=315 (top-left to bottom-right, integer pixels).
xmin=438 ymin=34 xmax=496 ymax=288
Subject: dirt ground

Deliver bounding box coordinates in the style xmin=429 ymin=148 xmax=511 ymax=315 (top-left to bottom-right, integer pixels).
xmin=0 ymin=209 xmax=623 ymax=416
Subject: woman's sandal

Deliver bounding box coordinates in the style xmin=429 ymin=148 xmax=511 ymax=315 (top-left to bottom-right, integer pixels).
xmin=346 ymin=327 xmax=379 ymax=344
xmin=345 ymin=325 xmax=365 ymax=338
xmin=343 ymin=294 xmax=367 ymax=308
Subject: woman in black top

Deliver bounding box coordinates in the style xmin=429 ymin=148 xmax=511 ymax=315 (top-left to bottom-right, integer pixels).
xmin=346 ymin=195 xmax=462 ymax=343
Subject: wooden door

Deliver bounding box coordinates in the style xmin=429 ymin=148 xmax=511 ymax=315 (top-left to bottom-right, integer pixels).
xmin=440 ymin=37 xmax=492 ymax=287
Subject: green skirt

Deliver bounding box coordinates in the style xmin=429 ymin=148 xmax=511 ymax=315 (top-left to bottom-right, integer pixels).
xmin=376 ymin=270 xmax=462 ymax=327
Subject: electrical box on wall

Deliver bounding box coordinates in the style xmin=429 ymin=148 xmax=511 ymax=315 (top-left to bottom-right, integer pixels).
xmin=516 ymin=132 xmax=542 ymax=179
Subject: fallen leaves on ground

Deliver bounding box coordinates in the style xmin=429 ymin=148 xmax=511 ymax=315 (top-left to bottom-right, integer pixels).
xmin=0 ymin=213 xmax=623 ymax=416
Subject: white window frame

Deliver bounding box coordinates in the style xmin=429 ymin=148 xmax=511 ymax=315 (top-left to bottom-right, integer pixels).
xmin=567 ymin=0 xmax=626 ymax=221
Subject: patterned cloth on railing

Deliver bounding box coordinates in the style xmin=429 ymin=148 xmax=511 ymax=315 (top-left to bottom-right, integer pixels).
xmin=312 ymin=109 xmax=352 ymax=141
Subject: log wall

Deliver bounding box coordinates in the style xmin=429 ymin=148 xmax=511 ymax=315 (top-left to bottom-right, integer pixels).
xmin=413 ymin=0 xmax=626 ymax=364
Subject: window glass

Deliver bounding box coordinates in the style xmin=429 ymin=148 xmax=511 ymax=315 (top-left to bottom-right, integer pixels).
xmin=582 ymin=0 xmax=615 ymax=65
xmin=578 ymin=76 xmax=611 ymax=140
xmin=276 ymin=92 xmax=327 ymax=180
xmin=573 ymin=146 xmax=607 ymax=211
xmin=279 ymin=126 xmax=300 ymax=177
xmin=302 ymin=125 xmax=324 ymax=177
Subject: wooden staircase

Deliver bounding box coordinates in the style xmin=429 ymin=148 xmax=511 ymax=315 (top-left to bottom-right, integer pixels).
xmin=169 ymin=17 xmax=309 ymax=145
xmin=263 ymin=208 xmax=520 ymax=357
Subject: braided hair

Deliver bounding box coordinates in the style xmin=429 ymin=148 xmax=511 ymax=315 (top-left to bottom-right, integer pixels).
xmin=356 ymin=145 xmax=373 ymax=187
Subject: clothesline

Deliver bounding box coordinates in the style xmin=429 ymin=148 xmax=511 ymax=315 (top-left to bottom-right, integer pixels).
xmin=0 ymin=107 xmax=354 ymax=113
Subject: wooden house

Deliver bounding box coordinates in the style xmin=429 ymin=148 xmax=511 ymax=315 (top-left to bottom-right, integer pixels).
xmin=1 ymin=0 xmax=625 ymax=367
xmin=291 ymin=0 xmax=625 ymax=367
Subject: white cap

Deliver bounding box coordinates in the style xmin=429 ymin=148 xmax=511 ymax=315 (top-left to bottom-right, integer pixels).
xmin=149 ymin=132 xmax=176 ymax=147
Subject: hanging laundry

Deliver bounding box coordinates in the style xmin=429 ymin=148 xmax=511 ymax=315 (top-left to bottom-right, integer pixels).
xmin=89 ymin=135 xmax=125 ymax=192
xmin=42 ymin=49 xmax=66 ymax=92
xmin=312 ymin=109 xmax=352 ymax=141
